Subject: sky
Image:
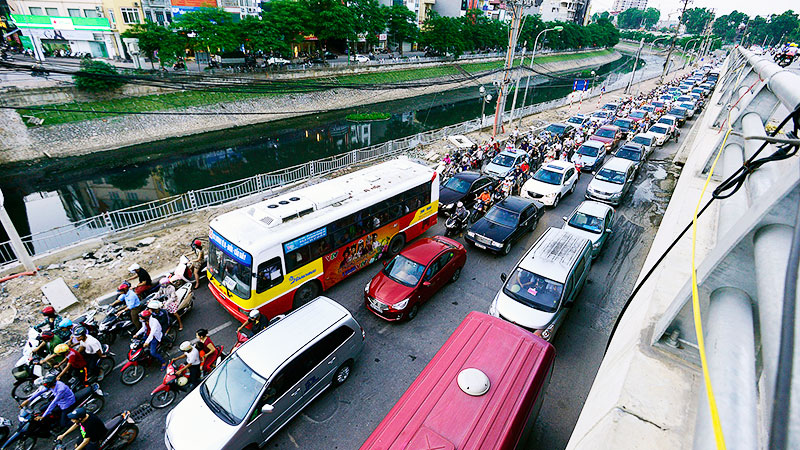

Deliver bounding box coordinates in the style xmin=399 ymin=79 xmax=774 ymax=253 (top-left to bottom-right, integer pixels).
xmin=591 ymin=0 xmax=797 ymax=19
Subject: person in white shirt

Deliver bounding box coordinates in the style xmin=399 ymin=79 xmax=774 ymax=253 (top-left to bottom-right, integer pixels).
xmin=172 ymin=341 xmax=202 ymax=387
xmin=72 ymin=327 xmax=104 ymax=378
xmin=134 ymin=310 xmax=167 ymax=370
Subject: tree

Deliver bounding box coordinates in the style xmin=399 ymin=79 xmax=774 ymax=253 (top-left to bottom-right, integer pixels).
xmin=682 ymin=7 xmax=714 ymax=35
xmin=460 ymin=9 xmax=507 ymax=52
xmin=712 ymin=10 xmax=748 ymax=42
xmin=238 ymin=16 xmax=289 ymax=56
xmin=174 ymin=8 xmax=240 ymax=54
xmin=262 ymin=0 xmax=312 ymax=53
xmin=768 ymin=10 xmax=800 ymax=43
xmin=420 ymin=12 xmax=465 ymax=58
xmin=591 ymin=11 xmax=611 ymax=23
xmin=302 ymin=0 xmax=356 ymax=52
xmin=122 ymin=22 xmax=186 ymax=68
xmin=617 ymin=8 xmax=645 ymax=30
xmin=73 ymin=59 xmax=125 ymax=92
xmin=383 ymin=4 xmax=418 ymax=55
xmin=643 ymin=8 xmax=660 ymax=29
xmin=351 ymin=0 xmax=386 ymax=51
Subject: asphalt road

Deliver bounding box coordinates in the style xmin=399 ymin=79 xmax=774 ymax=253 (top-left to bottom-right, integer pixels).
xmin=0 ymin=115 xmax=689 ymax=449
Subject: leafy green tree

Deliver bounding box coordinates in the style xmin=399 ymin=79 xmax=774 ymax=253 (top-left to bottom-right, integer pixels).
xmin=591 ymin=11 xmax=611 ymax=23
xmin=262 ymin=0 xmax=312 ymax=52
xmin=351 ymin=0 xmax=386 ymax=51
xmin=302 ymin=0 xmax=356 ymax=52
xmin=238 ymin=15 xmax=290 ymax=56
xmin=382 ymin=4 xmax=418 ymax=55
xmin=712 ymin=10 xmax=748 ymax=42
xmin=420 ymin=12 xmax=465 ymax=58
xmin=768 ymin=10 xmax=800 ymax=43
xmin=460 ymin=9 xmax=507 ymax=52
xmin=617 ymin=8 xmax=645 ymax=30
xmin=682 ymin=7 xmax=714 ymax=35
xmin=643 ymin=8 xmax=660 ymax=29
xmin=122 ymin=22 xmax=186 ymax=68
xmin=73 ymin=59 xmax=125 ymax=92
xmin=174 ymin=8 xmax=239 ymax=54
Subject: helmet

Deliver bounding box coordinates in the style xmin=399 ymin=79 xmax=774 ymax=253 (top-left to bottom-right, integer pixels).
xmin=248 ymin=309 xmax=261 ymax=320
xmin=127 ymin=263 xmax=140 ymax=273
xmin=140 ymin=310 xmax=151 ymax=319
xmin=42 ymin=306 xmax=56 ymax=317
xmin=53 ymin=343 xmax=69 ymax=355
xmin=117 ymin=283 xmax=129 ymax=292
xmin=67 ymin=407 xmax=86 ymax=420
xmin=159 ymin=277 xmax=170 ymax=286
xmin=191 ymin=239 xmax=202 ymax=249
xmin=72 ymin=326 xmax=86 ymax=337
xmin=40 ymin=331 xmax=54 ymax=341
xmin=41 ymin=374 xmax=57 ymax=388
xmin=179 ymin=341 xmax=192 ymax=352
xmin=147 ymin=300 xmax=162 ymax=310
xmin=456 ymin=202 xmax=464 ymax=208
xmin=58 ymin=318 xmax=72 ymax=329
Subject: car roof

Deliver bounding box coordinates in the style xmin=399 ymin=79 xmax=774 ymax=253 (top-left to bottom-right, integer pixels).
xmin=650 ymin=124 xmax=669 ymax=132
xmin=618 ymin=142 xmax=644 ymax=151
xmin=548 ymin=122 xmax=570 ymax=127
xmin=602 ymin=157 xmax=635 ymax=172
xmin=518 ymin=228 xmax=590 ymax=282
xmin=400 ymin=237 xmax=454 ymax=264
xmin=236 ymin=297 xmax=350 ymax=377
xmin=575 ymin=200 xmax=613 ymax=218
xmin=452 ymin=171 xmax=482 ymax=181
xmin=498 ymin=150 xmax=525 ymax=157
xmin=598 ymin=125 xmax=620 ymax=131
xmin=614 ymin=118 xmax=633 ymax=123
xmin=633 ymin=132 xmax=656 ymax=140
xmin=540 ymin=160 xmax=572 ymax=172
xmin=496 ymin=195 xmax=536 ymax=212
xmin=660 ymin=115 xmax=677 ymax=120
xmin=580 ymin=140 xmax=604 ymax=148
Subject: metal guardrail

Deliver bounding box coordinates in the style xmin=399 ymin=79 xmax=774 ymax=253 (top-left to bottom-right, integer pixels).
xmin=651 ymin=47 xmax=800 ymax=449
xmin=0 ymin=53 xmax=672 ymax=269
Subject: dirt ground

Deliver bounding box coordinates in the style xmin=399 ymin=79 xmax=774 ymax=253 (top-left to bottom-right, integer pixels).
xmin=0 ymin=67 xmax=693 ymax=350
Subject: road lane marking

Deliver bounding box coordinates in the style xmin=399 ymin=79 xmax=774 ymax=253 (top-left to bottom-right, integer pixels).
xmin=377 ymin=324 xmax=390 ymax=335
xmin=112 ymin=321 xmax=234 ymax=369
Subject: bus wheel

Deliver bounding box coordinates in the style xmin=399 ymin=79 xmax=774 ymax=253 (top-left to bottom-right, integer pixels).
xmin=294 ymin=281 xmax=320 ymax=308
xmin=388 ymin=234 xmax=406 ymax=257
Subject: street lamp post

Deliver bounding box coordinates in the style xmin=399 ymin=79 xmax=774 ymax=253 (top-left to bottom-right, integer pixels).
xmin=649 ymin=36 xmax=670 ymax=53
xmin=517 ymin=26 xmax=563 ymax=127
xmin=479 ymin=86 xmax=493 ymax=128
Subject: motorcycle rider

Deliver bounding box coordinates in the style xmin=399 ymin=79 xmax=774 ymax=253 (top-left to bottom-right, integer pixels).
xmin=56 ymin=407 xmax=108 ymax=450
xmin=196 ymin=329 xmax=219 ymax=373
xmin=34 ymin=306 xmax=62 ymax=332
xmin=190 ymin=239 xmax=205 ymax=289
xmin=72 ymin=327 xmax=104 ymax=379
xmin=51 ymin=318 xmax=73 ymax=348
xmin=111 ymin=282 xmax=143 ymax=330
xmin=32 ymin=330 xmax=63 ymax=357
xmin=158 ymin=277 xmax=183 ymax=331
xmin=126 ymin=263 xmax=152 ymax=299
xmin=237 ymin=309 xmax=267 ymax=337
xmin=20 ymin=374 xmax=75 ymax=428
xmin=171 ymin=341 xmax=202 ymax=388
xmin=146 ymin=300 xmax=171 ymax=333
xmin=478 ymin=188 xmax=491 ymax=206
xmin=52 ymin=343 xmax=88 ymax=384
xmin=134 ymin=310 xmax=168 ymax=371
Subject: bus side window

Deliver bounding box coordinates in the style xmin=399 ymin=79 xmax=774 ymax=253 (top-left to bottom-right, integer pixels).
xmin=256 ymin=257 xmax=284 ymax=293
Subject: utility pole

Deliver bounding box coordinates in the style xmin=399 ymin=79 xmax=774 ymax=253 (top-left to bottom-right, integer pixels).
xmin=660 ymin=0 xmax=692 ymax=84
xmin=508 ymin=44 xmax=526 ymax=125
xmin=492 ymin=0 xmax=533 ymax=137
xmin=625 ymin=38 xmax=644 ymax=94
xmin=0 ymin=189 xmax=36 ymax=272
xmin=518 ymin=25 xmax=562 ymax=127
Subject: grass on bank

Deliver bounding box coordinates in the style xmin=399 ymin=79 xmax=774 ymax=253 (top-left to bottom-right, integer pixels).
xmin=17 ymin=48 xmax=614 ymax=128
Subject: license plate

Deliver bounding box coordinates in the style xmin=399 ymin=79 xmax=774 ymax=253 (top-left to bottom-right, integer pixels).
xmin=475 ymin=243 xmax=486 ymax=249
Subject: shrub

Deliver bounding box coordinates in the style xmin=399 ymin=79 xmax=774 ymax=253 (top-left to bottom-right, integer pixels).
xmin=73 ymin=59 xmax=125 ymax=92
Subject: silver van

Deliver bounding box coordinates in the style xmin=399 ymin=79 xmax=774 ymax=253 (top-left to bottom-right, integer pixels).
xmin=164 ymin=297 xmax=365 ymax=450
xmin=487 ymin=227 xmax=592 ymax=341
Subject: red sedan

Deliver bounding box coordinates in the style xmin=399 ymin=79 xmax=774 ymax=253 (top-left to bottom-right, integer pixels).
xmin=364 ymin=236 xmax=467 ymax=321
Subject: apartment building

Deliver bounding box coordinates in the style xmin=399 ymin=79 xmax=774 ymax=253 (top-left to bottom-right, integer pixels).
xmin=538 ymin=0 xmax=591 ymax=24
xmin=611 ymin=0 xmax=646 ymax=12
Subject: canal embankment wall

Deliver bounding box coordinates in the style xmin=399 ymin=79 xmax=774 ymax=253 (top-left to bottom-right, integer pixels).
xmin=0 ymin=50 xmax=621 ymax=165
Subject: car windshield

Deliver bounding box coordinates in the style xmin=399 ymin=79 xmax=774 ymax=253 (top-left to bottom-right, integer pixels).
xmin=653 ymin=101 xmax=665 ymax=107
xmin=596 ymin=128 xmax=615 ymax=138
xmin=567 ymin=116 xmax=583 ymax=124
xmin=484 ymin=207 xmax=520 ymax=228
xmin=616 ymin=148 xmax=642 ymax=162
xmin=630 ymin=111 xmax=646 ymax=119
xmin=669 ymin=109 xmax=685 ymax=116
xmin=602 ymin=104 xmax=616 ymax=110
xmin=680 ymin=104 xmax=693 ymax=110
xmin=651 ymin=125 xmax=668 ymax=134
xmin=577 ymin=145 xmax=598 ymax=157
xmin=546 ymin=124 xmax=566 ymax=134
xmin=642 ymin=106 xmax=654 ymax=111
xmin=613 ymin=120 xmax=630 ymax=129
xmin=569 ymin=211 xmax=604 ymax=234
xmin=491 ymin=154 xmax=516 ymax=168
xmin=658 ymin=118 xmax=674 ymax=125
xmin=632 ymin=136 xmax=652 ymax=146
xmin=201 ymin=354 xmax=265 ymax=425
xmin=595 ymin=168 xmax=626 ymax=184
xmin=209 ymin=238 xmax=251 ymax=300
xmin=443 ymin=177 xmax=470 ymax=194
xmin=503 ymin=268 xmax=564 ymax=313
xmin=592 ymin=111 xmax=609 ymax=118
xmin=532 ymin=168 xmax=563 ymax=185
xmin=384 ymin=255 xmax=425 ymax=287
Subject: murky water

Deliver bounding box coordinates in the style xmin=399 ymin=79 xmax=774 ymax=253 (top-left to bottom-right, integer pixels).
xmin=0 ymin=55 xmax=638 ymax=245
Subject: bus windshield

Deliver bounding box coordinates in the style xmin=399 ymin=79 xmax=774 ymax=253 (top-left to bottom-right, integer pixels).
xmin=209 ymin=239 xmax=252 ymax=299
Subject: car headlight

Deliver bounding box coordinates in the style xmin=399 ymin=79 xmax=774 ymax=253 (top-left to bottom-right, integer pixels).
xmin=488 ymin=299 xmax=499 ymax=316
xmin=592 ymin=241 xmax=601 ymax=249
xmin=394 ymin=298 xmax=409 ymax=310
xmin=544 ymin=192 xmax=558 ymax=198
xmin=491 ymin=240 xmax=503 ymax=247
xmin=364 ymin=280 xmax=370 ymax=293
xmin=467 ymin=231 xmax=476 ymax=237
xmin=610 ymin=192 xmax=622 ymax=199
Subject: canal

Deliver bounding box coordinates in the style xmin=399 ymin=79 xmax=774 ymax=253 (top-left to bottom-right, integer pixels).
xmin=0 ymin=54 xmax=641 ymax=251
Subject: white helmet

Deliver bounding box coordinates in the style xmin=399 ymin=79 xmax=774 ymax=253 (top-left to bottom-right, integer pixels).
xmin=127 ymin=263 xmax=140 ymax=272
xmin=456 ymin=202 xmax=464 ymax=208
xmin=147 ymin=300 xmax=163 ymax=310
xmin=249 ymin=309 xmax=261 ymax=320
xmin=159 ymin=277 xmax=170 ymax=286
xmin=179 ymin=341 xmax=192 ymax=352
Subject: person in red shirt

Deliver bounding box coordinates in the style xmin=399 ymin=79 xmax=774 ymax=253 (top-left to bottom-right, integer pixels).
xmin=519 ymin=161 xmax=530 ymax=174
xmin=53 ymin=343 xmax=88 ymax=383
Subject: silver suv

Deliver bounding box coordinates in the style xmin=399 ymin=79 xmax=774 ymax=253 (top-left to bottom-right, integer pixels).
xmin=165 ymin=297 xmax=365 ymax=449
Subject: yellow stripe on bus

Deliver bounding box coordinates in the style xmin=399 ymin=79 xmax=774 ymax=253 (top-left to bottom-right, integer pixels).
xmin=412 ymin=200 xmax=438 ymax=223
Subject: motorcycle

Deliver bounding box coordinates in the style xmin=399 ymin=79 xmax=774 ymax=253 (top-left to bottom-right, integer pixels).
xmin=96 ymin=304 xmax=136 ymax=346
xmin=119 ymin=339 xmax=170 ymax=386
xmin=27 ymin=381 xmax=105 ymax=418
xmin=53 ymin=410 xmax=138 ymax=450
xmin=0 ymin=416 xmax=10 ymax=445
xmin=168 ymin=254 xmax=207 ymax=286
xmin=775 ymin=53 xmax=795 ymax=68
xmin=469 ymin=198 xmax=491 ymax=224
xmin=10 ymin=329 xmax=46 ymax=401
xmin=231 ymin=315 xmax=285 ymax=353
xmin=1 ymin=407 xmax=52 ymax=450
xmin=149 ymin=346 xmax=224 ymax=409
xmin=444 ymin=212 xmax=470 ymax=237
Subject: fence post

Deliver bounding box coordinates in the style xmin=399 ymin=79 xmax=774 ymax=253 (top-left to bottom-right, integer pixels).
xmin=188 ymin=191 xmax=198 ymax=210
xmin=351 ymin=149 xmax=358 ymax=164
xmin=103 ymin=211 xmax=115 ymax=231
xmin=256 ymin=175 xmax=263 ymax=191
xmin=309 ymin=161 xmax=315 ymax=177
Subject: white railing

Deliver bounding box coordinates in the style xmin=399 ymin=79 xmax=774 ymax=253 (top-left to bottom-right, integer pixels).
xmin=0 ymin=55 xmax=677 ymax=269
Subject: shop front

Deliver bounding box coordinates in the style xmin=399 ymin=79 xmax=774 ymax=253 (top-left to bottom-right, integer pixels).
xmin=10 ymin=15 xmax=116 ymax=60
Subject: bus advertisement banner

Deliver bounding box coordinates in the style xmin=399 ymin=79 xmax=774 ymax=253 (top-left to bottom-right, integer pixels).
xmin=321 ymin=223 xmax=396 ymax=287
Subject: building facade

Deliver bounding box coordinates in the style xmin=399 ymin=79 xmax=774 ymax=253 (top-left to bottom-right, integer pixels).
xmin=611 ymin=0 xmax=645 ymax=12
xmin=140 ymin=0 xmax=171 ymax=25
xmin=538 ymin=0 xmax=591 ymax=24
xmin=216 ymin=0 xmax=260 ymax=19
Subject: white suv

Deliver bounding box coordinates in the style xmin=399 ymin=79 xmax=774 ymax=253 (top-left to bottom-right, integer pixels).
xmin=521 ymin=160 xmax=579 ymax=207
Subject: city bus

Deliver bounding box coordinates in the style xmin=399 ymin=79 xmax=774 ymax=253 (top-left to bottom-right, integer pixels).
xmin=360 ymin=311 xmax=556 ymax=450
xmin=207 ymin=159 xmax=439 ymax=321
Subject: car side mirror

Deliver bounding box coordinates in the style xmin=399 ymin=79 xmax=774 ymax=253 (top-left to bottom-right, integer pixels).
xmin=261 ymin=404 xmax=274 ymax=414
xmin=500 ymin=273 xmax=507 ymax=282
xmin=562 ymin=216 xmax=568 ymax=222
xmin=422 ymin=281 xmax=431 ymax=287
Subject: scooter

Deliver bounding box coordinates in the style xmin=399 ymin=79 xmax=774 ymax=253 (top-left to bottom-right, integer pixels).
xmin=53 ymin=410 xmax=138 ymax=450
xmin=27 ymin=380 xmax=105 ymax=417
xmin=469 ymin=198 xmax=491 ymax=224
xmin=444 ymin=212 xmax=470 ymax=237
xmin=1 ymin=407 xmax=52 ymax=450
xmin=96 ymin=304 xmax=136 ymax=346
xmin=10 ymin=329 xmax=45 ymax=401
xmin=149 ymin=346 xmax=224 ymax=409
xmin=168 ymin=255 xmax=207 ymax=286
xmin=119 ymin=339 xmax=168 ymax=386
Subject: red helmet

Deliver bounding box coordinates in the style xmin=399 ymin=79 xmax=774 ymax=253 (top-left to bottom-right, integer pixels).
xmin=191 ymin=239 xmax=202 ymax=249
xmin=42 ymin=306 xmax=56 ymax=316
xmin=117 ymin=283 xmax=129 ymax=292
xmin=139 ymin=310 xmax=151 ymax=319
xmin=40 ymin=331 xmax=54 ymax=341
